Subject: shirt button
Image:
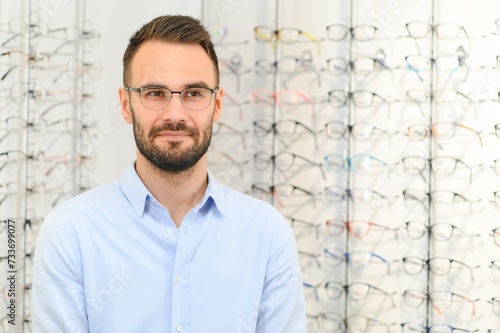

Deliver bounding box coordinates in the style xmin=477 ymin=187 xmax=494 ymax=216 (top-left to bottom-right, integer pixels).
xmin=166 ymin=228 xmax=173 ymax=235
xmin=176 ymin=324 xmax=183 ymax=332
xmin=176 ymin=275 xmax=182 ymax=282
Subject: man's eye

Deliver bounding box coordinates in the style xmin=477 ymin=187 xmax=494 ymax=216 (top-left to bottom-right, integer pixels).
xmin=147 ymin=89 xmax=166 ymax=97
xmin=185 ymin=89 xmax=207 ymax=98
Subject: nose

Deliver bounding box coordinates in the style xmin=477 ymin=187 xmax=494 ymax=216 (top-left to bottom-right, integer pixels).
xmin=160 ymin=92 xmax=188 ymax=121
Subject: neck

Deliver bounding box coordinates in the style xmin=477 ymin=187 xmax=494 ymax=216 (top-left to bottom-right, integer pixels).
xmin=135 ymin=153 xmax=208 ymax=227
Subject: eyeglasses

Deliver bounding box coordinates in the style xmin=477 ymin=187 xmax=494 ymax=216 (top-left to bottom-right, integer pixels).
xmin=401 ymin=322 xmax=478 ymax=333
xmin=251 ymin=90 xmax=316 ymax=116
xmin=0 ymin=17 xmax=49 ymax=47
xmin=323 ymin=154 xmax=389 ymax=173
xmin=402 ymin=256 xmax=479 ymax=281
xmin=403 ymin=289 xmax=480 ymax=316
xmin=325 ymin=186 xmax=393 ymax=207
xmin=326 ymin=56 xmax=389 ymax=76
xmin=405 ymin=89 xmax=478 ymax=117
xmin=123 ymin=86 xmax=219 ymax=111
xmin=345 ymin=314 xmax=396 ymax=333
xmin=326 ymin=219 xmax=397 ymax=240
xmin=253 ymin=119 xmax=318 ymax=147
xmin=4 ymin=81 xmax=91 ymax=105
xmin=403 ymin=221 xmax=480 ymax=241
xmin=250 ymin=182 xmax=316 ymax=208
xmin=327 ymin=89 xmax=388 ymax=108
xmin=254 ymin=25 xmax=321 ymax=54
xmin=405 ymin=22 xmax=469 ymax=40
xmin=253 ymin=151 xmax=325 ymax=180
xmin=255 ymin=57 xmax=322 ymax=87
xmin=400 ymin=155 xmax=481 ymax=184
xmin=254 ymin=25 xmax=320 ymax=44
xmin=306 ymin=312 xmax=344 ymax=332
xmin=403 ymin=189 xmax=481 ymax=212
xmin=405 ymin=54 xmax=465 ymax=72
xmin=324 ymin=121 xmax=394 ymax=141
xmin=324 ymin=248 xmax=396 ymax=275
xmin=323 ymin=281 xmax=396 ymax=307
xmin=407 ymin=122 xmax=483 ymax=148
xmin=326 ymin=24 xmax=378 ymax=41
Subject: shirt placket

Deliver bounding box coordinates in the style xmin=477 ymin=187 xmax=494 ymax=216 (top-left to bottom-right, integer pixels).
xmin=171 ymin=210 xmax=196 ymax=333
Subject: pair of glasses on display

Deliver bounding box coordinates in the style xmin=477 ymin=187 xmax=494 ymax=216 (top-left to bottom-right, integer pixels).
xmin=400 ymin=156 xmax=482 ymax=184
xmin=253 ymin=25 xmax=321 ymax=55
xmin=404 ymin=89 xmax=479 ymax=117
xmin=306 ymin=281 xmax=396 ymax=307
xmin=325 ymin=219 xmax=397 ymax=241
xmin=250 ymin=182 xmax=316 ymax=208
xmin=253 ymin=119 xmax=318 ymax=148
xmin=254 ymin=57 xmax=322 ymax=88
xmin=405 ymin=22 xmax=469 ymax=40
xmin=323 ymin=153 xmax=389 ymax=174
xmin=253 ymin=151 xmax=325 ymax=180
xmin=401 ymin=323 xmax=478 ymax=333
xmin=308 ymin=313 xmax=396 ymax=333
xmin=403 ymin=53 xmax=469 ymax=81
xmin=324 ymin=121 xmax=396 ymax=142
xmin=325 ymin=52 xmax=390 ymax=77
xmin=251 ymin=90 xmax=316 ymax=117
xmin=406 ymin=122 xmax=483 ymax=148
xmin=402 ymin=221 xmax=480 ymax=242
xmin=1 ymin=81 xmax=94 ymax=106
xmin=299 ymin=248 xmax=397 ymax=275
xmin=326 ymin=24 xmax=378 ymax=42
xmin=403 ymin=189 xmax=481 ymax=212
xmin=402 ymin=256 xmax=480 ymax=281
xmin=324 ymin=186 xmax=395 ymax=208
xmin=327 ymin=89 xmax=390 ymax=109
xmin=402 ymin=289 xmax=480 ymax=316
xmin=1 ymin=115 xmax=95 ymax=137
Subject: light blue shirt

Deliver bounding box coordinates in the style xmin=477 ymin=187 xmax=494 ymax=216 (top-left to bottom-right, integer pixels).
xmin=31 ymin=163 xmax=306 ymax=333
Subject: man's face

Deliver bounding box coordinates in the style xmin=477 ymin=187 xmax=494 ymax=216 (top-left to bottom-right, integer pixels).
xmin=119 ymin=41 xmax=222 ymax=173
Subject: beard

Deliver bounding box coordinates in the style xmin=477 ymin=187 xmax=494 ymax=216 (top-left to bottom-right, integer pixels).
xmin=131 ymin=106 xmax=213 ymax=174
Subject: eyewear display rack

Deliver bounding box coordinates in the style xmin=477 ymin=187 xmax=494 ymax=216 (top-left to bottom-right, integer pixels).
xmin=204 ymin=0 xmax=500 ymax=332
xmin=0 ymin=1 xmax=99 ymax=332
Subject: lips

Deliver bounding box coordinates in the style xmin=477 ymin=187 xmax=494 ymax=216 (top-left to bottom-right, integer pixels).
xmin=149 ymin=123 xmax=196 ymax=140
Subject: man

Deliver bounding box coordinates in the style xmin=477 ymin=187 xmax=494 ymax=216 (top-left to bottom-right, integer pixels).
xmin=31 ymin=15 xmax=306 ymax=332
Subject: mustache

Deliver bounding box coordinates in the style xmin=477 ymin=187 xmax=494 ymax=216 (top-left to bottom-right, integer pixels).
xmin=149 ymin=122 xmax=198 ymax=138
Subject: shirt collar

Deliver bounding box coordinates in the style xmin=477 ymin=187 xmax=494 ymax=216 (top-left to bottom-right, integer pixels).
xmin=119 ymin=163 xmax=226 ymax=219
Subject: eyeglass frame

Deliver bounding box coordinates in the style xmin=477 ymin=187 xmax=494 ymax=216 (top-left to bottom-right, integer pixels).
xmin=123 ymin=86 xmax=220 ymax=111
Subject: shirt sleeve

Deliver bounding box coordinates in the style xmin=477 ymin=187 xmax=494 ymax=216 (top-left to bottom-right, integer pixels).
xmin=256 ymin=215 xmax=307 ymax=333
xmin=31 ymin=210 xmax=89 ymax=333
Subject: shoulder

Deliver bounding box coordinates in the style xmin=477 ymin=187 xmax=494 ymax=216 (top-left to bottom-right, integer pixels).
xmin=54 ymin=181 xmax=122 ymax=213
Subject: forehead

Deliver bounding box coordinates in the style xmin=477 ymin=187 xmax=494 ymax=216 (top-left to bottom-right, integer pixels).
xmin=130 ymin=40 xmax=216 ymax=86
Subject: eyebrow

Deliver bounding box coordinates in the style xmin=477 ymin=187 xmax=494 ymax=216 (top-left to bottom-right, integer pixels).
xmin=140 ymin=80 xmax=212 ymax=90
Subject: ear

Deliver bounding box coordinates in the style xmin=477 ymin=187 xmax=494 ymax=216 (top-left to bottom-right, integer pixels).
xmin=212 ymin=87 xmax=223 ymax=123
xmin=118 ymin=88 xmax=133 ymax=124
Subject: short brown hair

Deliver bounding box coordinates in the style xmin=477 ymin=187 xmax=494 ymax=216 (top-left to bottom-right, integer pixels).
xmin=122 ymin=15 xmax=219 ymax=86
